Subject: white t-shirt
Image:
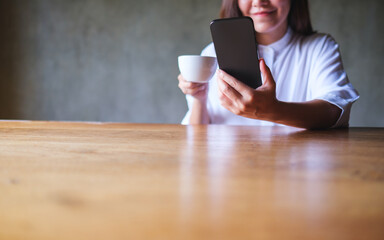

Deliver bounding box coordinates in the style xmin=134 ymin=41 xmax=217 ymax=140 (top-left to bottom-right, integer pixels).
xmin=182 ymin=28 xmax=359 ymax=127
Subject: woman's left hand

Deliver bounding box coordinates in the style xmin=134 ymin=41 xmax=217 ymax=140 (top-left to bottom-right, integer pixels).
xmin=217 ymin=58 xmax=280 ymax=121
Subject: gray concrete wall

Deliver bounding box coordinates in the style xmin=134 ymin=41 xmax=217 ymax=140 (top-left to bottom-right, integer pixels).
xmin=0 ymin=0 xmax=383 ymax=126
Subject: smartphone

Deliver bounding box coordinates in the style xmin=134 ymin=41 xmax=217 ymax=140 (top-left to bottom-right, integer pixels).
xmin=210 ymin=17 xmax=262 ymax=89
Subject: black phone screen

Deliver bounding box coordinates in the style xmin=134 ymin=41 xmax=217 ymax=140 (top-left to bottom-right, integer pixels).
xmin=210 ymin=17 xmax=262 ymax=89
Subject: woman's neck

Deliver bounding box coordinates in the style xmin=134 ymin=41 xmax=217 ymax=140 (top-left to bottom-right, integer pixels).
xmin=256 ymin=22 xmax=288 ymax=46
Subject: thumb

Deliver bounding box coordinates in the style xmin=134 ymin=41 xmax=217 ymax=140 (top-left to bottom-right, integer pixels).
xmin=259 ymin=58 xmax=275 ymax=87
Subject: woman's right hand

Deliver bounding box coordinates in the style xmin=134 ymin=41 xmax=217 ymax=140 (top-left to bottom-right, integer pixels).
xmin=177 ymin=74 xmax=209 ymax=102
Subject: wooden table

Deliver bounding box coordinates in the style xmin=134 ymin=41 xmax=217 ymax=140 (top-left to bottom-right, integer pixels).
xmin=0 ymin=121 xmax=383 ymax=240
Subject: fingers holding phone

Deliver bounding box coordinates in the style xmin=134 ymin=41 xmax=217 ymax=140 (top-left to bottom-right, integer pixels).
xmin=216 ymin=60 xmax=279 ymax=120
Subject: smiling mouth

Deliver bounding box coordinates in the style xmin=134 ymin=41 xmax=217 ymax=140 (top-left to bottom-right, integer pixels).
xmin=251 ymin=10 xmax=277 ymax=16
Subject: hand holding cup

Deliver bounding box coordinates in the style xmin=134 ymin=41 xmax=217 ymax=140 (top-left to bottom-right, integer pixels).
xmin=177 ymin=55 xmax=217 ymax=101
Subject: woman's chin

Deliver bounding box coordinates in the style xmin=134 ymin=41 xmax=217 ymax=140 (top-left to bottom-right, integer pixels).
xmin=254 ymin=21 xmax=285 ymax=35
xmin=254 ymin=26 xmax=275 ymax=34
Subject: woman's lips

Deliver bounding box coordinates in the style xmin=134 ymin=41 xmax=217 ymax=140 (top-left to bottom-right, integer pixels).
xmin=251 ymin=10 xmax=277 ymax=16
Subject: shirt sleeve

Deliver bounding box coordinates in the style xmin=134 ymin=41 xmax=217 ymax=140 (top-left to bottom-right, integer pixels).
xmin=181 ymin=94 xmax=194 ymax=125
xmin=308 ymin=35 xmax=359 ymax=128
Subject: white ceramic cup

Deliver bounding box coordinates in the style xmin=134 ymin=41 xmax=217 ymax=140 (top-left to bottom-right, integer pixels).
xmin=178 ymin=55 xmax=217 ymax=83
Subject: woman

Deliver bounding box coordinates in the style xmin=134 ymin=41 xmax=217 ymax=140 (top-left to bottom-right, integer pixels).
xmin=178 ymin=0 xmax=359 ymax=129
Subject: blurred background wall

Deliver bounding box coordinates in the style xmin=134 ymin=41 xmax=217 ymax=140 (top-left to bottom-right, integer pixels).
xmin=0 ymin=0 xmax=383 ymax=126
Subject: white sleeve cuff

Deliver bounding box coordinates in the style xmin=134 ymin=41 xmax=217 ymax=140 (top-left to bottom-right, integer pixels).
xmin=181 ymin=111 xmax=191 ymax=125
xmin=316 ymin=93 xmax=359 ymax=128
xmin=181 ymin=95 xmax=195 ymax=125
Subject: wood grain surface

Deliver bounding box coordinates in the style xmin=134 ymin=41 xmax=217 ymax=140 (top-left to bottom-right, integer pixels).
xmin=0 ymin=121 xmax=384 ymax=240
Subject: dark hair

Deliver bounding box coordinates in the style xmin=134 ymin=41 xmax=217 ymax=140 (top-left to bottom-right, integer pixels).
xmin=219 ymin=0 xmax=314 ymax=36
